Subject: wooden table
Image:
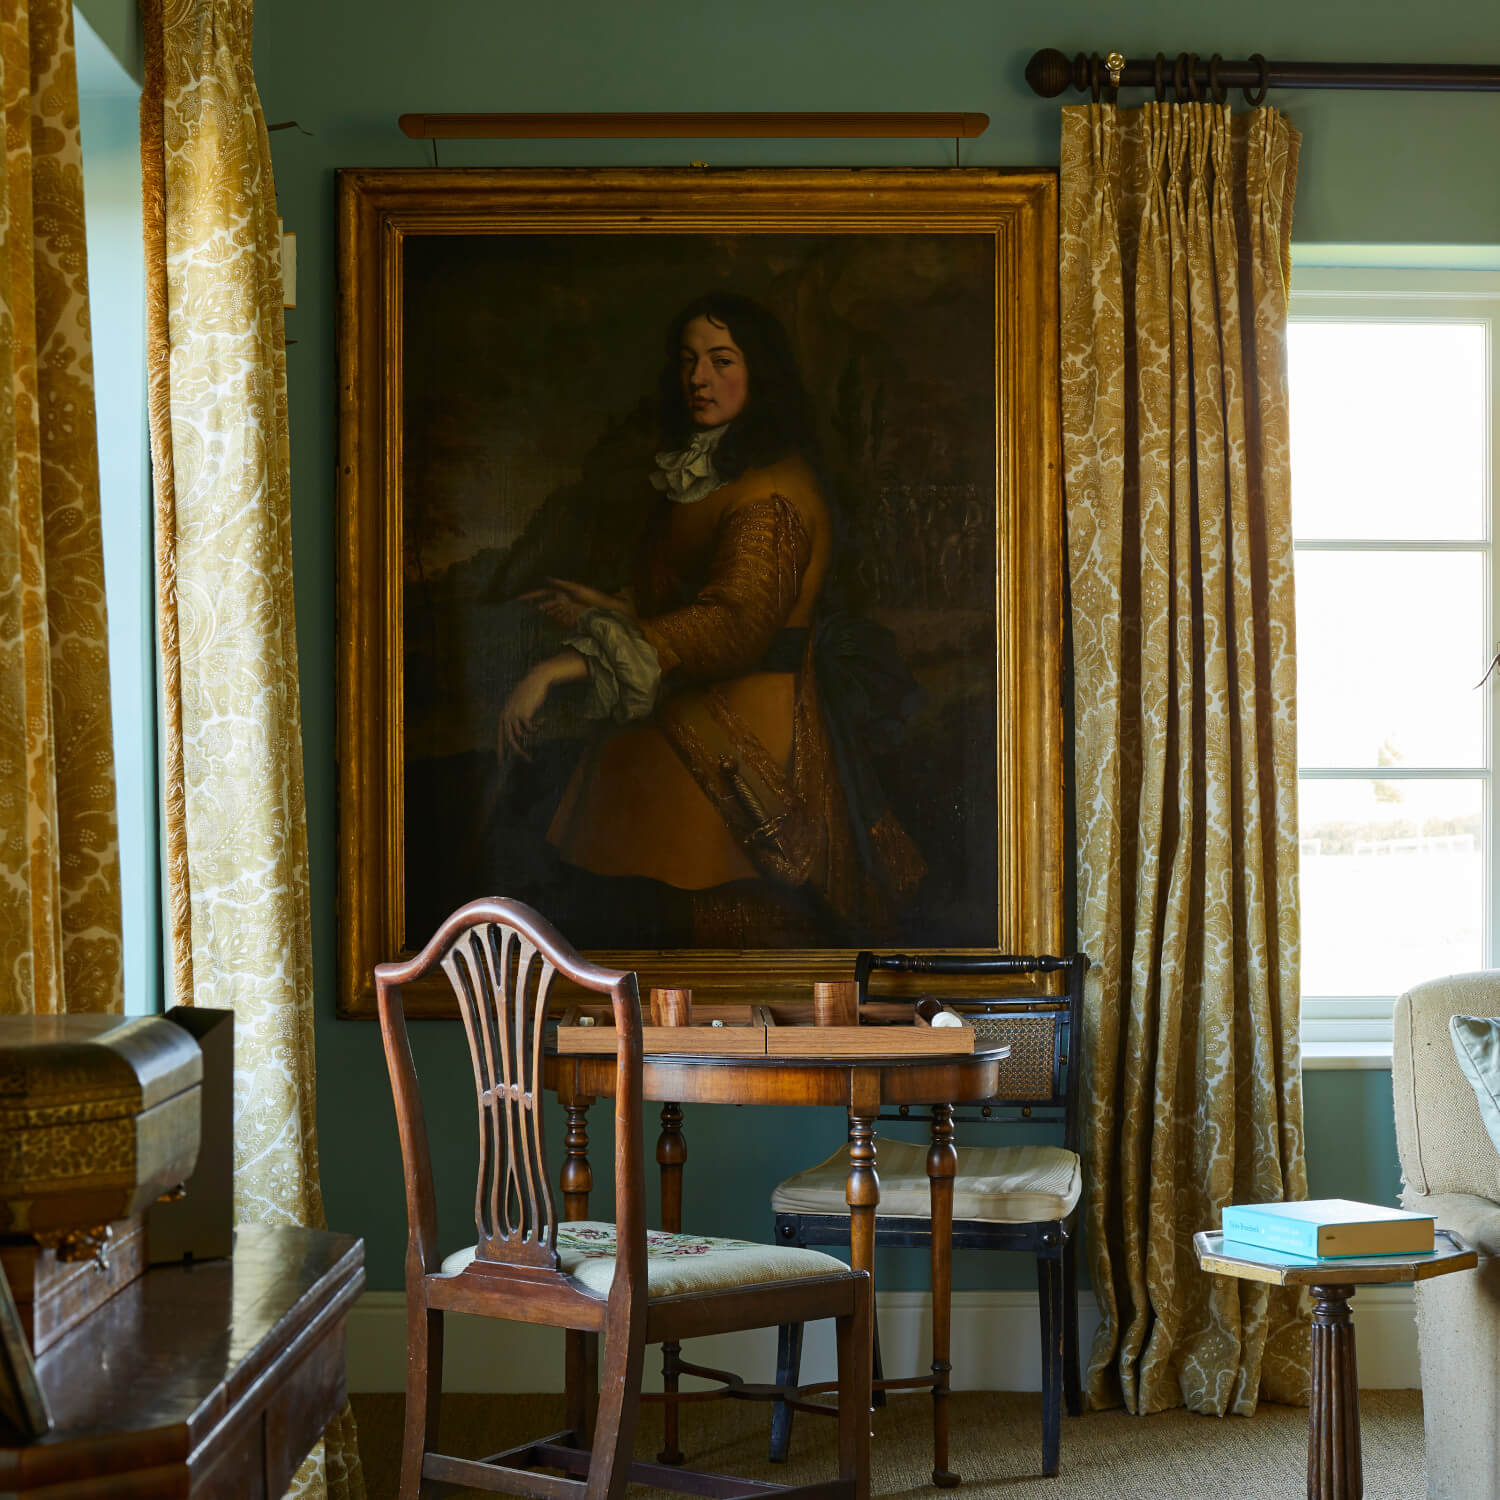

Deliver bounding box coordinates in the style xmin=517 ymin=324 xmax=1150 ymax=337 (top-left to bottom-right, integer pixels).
xmin=0 ymin=1225 xmax=365 ymax=1497
xmin=1195 ymin=1228 xmax=1477 ymax=1500
xmin=545 ymin=1041 xmax=1012 ymax=1484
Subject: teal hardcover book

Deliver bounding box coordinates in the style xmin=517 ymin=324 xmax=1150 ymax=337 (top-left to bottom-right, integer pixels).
xmin=1220 ymin=1199 xmax=1434 ymax=1259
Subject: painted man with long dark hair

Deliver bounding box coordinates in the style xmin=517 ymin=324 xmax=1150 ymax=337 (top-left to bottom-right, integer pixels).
xmin=496 ymin=293 xmax=922 ymax=944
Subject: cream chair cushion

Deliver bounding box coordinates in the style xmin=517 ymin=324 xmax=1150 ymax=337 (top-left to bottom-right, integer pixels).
xmin=771 ymin=1137 xmax=1081 ymax=1222
xmin=441 ymin=1222 xmax=849 ymax=1298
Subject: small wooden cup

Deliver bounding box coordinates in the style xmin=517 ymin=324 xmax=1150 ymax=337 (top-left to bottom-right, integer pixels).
xmin=650 ymin=987 xmax=693 ymax=1028
xmin=812 ymin=980 xmax=859 ymax=1028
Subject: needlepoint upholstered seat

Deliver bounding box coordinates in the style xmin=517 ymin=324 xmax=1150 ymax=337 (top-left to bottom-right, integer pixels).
xmin=377 ymin=897 xmax=872 ymax=1500
xmin=441 ymin=1222 xmax=850 ymax=1298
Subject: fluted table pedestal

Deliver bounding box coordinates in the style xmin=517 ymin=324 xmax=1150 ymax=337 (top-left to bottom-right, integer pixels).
xmin=1196 ymin=1228 xmax=1476 ymax=1500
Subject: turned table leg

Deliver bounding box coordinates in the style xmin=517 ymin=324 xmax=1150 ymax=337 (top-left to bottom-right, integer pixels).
xmin=561 ymin=1092 xmax=596 ymax=1447
xmin=845 ymin=1109 xmax=880 ymax=1278
xmin=562 ymin=1096 xmax=594 ymax=1221
xmin=928 ymin=1103 xmax=959 ymax=1487
xmin=1307 ymin=1285 xmax=1362 ymax=1500
xmin=845 ymin=1105 xmax=879 ymax=1445
xmin=657 ymin=1102 xmax=687 ymax=1465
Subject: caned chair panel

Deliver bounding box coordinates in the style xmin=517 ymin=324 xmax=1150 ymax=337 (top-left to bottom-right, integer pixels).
xmin=969 ymin=1013 xmax=1058 ymax=1100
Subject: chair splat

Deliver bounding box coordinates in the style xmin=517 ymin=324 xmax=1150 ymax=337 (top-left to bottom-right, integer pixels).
xmin=443 ymin=922 xmax=559 ymax=1269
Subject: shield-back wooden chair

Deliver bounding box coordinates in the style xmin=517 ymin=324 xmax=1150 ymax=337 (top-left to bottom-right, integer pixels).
xmin=767 ymin=951 xmax=1087 ymax=1480
xmin=377 ymin=897 xmax=872 ymax=1500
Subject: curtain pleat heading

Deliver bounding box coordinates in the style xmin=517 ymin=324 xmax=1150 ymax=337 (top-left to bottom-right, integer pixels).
xmin=1060 ymin=101 xmax=1307 ymax=1417
xmin=0 ymin=0 xmax=121 ymax=1016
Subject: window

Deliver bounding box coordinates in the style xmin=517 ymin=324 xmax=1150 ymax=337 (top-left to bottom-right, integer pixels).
xmin=1290 ymin=268 xmax=1500 ymax=1060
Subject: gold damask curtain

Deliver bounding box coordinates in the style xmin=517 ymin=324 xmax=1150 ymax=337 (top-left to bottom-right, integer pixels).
xmin=1060 ymin=103 xmax=1308 ymax=1416
xmin=0 ymin=0 xmax=121 ymax=1017
xmin=140 ymin=1 xmax=363 ymax=1494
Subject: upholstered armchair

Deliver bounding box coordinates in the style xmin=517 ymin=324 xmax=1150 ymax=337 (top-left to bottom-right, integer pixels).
xmin=1391 ymin=974 xmax=1500 ymax=1500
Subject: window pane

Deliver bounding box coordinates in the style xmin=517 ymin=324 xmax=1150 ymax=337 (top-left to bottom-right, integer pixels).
xmin=1295 ymin=550 xmax=1485 ymax=768
xmin=1300 ymin=778 xmax=1483 ymax=997
xmin=1289 ymin=321 xmax=1486 ymax=541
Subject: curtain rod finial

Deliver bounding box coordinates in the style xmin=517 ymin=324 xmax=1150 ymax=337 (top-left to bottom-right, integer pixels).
xmin=1026 ymin=48 xmax=1074 ymax=98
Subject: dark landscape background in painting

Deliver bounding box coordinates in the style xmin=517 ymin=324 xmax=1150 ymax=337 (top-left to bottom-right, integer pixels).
xmin=401 ymin=233 xmax=996 ymax=952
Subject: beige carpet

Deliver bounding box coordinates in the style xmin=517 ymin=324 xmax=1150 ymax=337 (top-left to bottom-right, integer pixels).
xmin=350 ymin=1389 xmax=1425 ymax=1498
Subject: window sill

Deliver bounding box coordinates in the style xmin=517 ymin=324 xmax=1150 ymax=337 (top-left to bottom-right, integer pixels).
xmin=1302 ymin=1041 xmax=1393 ymax=1071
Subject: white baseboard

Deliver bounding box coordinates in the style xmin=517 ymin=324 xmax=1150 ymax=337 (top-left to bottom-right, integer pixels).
xmin=1339 ymin=1284 xmax=1421 ymax=1389
xmin=345 ymin=1284 xmax=1420 ymax=1395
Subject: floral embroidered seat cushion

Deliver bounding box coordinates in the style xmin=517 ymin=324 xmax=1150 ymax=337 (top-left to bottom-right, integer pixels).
xmin=441 ymin=1223 xmax=849 ymax=1298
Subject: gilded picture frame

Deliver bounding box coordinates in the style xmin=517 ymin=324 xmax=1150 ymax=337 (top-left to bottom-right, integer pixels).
xmin=336 ymin=168 xmax=1063 ymax=1019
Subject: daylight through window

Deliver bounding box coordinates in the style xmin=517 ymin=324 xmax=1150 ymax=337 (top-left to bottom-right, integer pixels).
xmin=1290 ymin=270 xmax=1499 ymax=1054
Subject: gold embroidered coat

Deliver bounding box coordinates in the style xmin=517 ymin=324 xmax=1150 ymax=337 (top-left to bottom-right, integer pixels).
xmin=548 ymin=456 xmax=886 ymax=915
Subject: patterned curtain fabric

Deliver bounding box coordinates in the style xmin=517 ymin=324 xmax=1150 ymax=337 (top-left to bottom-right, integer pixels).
xmin=1060 ymin=102 xmax=1308 ymax=1416
xmin=139 ymin=2 xmax=363 ymax=1494
xmin=0 ymin=0 xmax=122 ymax=1016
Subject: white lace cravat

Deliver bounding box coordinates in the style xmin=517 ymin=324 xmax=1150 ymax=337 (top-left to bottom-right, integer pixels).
xmin=651 ymin=423 xmax=728 ymax=505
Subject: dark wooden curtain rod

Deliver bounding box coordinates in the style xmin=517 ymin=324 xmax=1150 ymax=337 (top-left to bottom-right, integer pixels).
xmin=398 ymin=112 xmax=990 ymax=141
xmin=1026 ymin=48 xmax=1500 ymax=101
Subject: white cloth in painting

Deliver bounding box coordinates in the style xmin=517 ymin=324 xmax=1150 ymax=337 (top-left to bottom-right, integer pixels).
xmin=650 ymin=423 xmax=728 ymax=505
xmin=566 ymin=607 xmax=662 ymax=723
xmin=567 ymin=425 xmax=729 ymax=723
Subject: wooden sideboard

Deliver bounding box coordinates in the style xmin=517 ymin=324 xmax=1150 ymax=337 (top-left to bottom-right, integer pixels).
xmin=0 ymin=1225 xmax=364 ymax=1498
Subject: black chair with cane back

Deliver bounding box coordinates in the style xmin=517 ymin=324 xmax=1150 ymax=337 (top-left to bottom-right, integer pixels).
xmin=377 ymin=896 xmax=872 ymax=1500
xmin=767 ymin=950 xmax=1088 ymax=1480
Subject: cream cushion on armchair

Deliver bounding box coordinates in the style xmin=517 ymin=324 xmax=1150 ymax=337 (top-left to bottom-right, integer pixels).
xmin=771 ymin=1137 xmax=1081 ymax=1222
xmin=1392 ymin=974 xmax=1500 ymax=1500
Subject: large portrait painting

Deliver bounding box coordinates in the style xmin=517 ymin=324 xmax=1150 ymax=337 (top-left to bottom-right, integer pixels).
xmin=337 ymin=169 xmax=1062 ymax=1017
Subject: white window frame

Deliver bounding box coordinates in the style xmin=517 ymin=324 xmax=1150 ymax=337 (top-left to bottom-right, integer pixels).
xmin=1291 ymin=265 xmax=1500 ymax=1069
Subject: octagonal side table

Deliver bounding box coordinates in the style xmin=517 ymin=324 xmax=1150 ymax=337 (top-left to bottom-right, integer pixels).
xmin=1195 ymin=1227 xmax=1476 ymax=1500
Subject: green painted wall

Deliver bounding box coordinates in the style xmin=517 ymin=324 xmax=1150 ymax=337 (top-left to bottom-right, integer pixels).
xmin=77 ymin=8 xmax=156 ymax=1017
xmin=75 ymin=0 xmax=141 ymax=86
xmin=1304 ymin=1070 xmax=1404 ymax=1208
xmin=247 ymin=0 xmax=1489 ymax=1290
